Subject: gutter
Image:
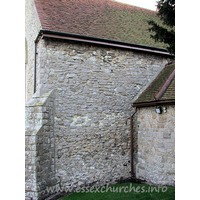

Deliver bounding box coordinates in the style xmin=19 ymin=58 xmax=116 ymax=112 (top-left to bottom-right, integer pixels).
xmin=130 ymin=107 xmax=137 ymax=177
xmin=33 ymin=29 xmax=173 ymax=92
xmin=34 ymin=32 xmax=43 ymax=93
xmin=133 ymin=99 xmax=175 ymax=108
xmin=38 ymin=30 xmax=173 ymax=56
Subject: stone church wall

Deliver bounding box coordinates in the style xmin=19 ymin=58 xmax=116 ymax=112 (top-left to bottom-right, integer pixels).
xmin=33 ymin=38 xmax=171 ymax=189
xmin=25 ymin=1 xmax=174 ymax=198
xmin=135 ymin=105 xmax=175 ymax=186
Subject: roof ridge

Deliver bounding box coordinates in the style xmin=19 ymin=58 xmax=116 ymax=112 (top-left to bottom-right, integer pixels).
xmin=110 ymin=0 xmax=157 ymax=12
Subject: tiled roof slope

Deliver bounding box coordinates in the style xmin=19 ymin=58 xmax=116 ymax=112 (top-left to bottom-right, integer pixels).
xmin=134 ymin=63 xmax=175 ymax=104
xmin=34 ymin=0 xmax=167 ymax=48
xmin=161 ymin=78 xmax=175 ymax=100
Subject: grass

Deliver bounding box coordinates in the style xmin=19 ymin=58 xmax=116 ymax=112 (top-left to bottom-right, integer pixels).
xmin=61 ymin=183 xmax=175 ymax=200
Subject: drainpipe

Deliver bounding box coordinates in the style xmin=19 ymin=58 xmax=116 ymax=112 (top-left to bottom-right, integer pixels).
xmin=33 ymin=42 xmax=37 ymax=93
xmin=34 ymin=31 xmax=43 ymax=93
xmin=130 ymin=107 xmax=137 ymax=177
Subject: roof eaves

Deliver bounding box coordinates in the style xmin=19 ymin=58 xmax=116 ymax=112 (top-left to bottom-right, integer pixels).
xmin=40 ymin=30 xmax=174 ymax=56
xmin=133 ymin=99 xmax=175 ymax=108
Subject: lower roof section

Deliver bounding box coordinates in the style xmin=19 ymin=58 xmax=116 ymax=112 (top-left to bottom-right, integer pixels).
xmin=133 ymin=63 xmax=175 ymax=107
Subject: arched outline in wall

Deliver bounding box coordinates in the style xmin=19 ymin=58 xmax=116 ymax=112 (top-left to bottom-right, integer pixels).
xmin=25 ymin=38 xmax=28 ymax=102
xmin=25 ymin=38 xmax=28 ymax=64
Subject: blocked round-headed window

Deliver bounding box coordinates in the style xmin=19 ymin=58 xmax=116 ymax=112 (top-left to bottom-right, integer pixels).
xmin=25 ymin=38 xmax=28 ymax=64
xmin=25 ymin=38 xmax=28 ymax=102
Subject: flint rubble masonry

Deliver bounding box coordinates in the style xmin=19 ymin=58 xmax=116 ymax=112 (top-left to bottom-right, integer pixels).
xmin=26 ymin=37 xmax=172 ymax=192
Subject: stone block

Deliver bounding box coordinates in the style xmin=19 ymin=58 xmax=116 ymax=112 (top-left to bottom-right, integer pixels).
xmin=163 ymin=132 xmax=171 ymax=139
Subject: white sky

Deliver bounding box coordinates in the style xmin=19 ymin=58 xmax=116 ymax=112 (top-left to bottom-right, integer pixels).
xmin=114 ymin=0 xmax=158 ymax=11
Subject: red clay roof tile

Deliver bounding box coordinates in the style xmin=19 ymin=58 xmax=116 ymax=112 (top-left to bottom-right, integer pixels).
xmin=34 ymin=0 xmax=167 ymax=48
